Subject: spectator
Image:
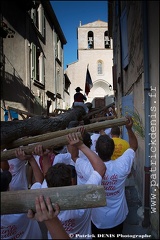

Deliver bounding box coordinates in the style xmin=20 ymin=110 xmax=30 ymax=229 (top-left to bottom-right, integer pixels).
xmin=110 ymin=126 xmax=130 ymax=160
xmin=73 ymin=87 xmax=89 ymax=113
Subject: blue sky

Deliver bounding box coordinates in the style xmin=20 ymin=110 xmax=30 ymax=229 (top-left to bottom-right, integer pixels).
xmin=50 ymin=1 xmax=108 ymax=69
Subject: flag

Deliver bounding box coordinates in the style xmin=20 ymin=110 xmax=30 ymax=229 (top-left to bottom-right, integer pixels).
xmin=85 ymin=67 xmax=93 ymax=96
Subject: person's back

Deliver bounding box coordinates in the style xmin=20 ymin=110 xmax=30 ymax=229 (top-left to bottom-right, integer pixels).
xmin=31 ymin=130 xmax=105 ymax=239
xmin=90 ymin=126 xmax=106 ymax=153
xmin=32 ymin=163 xmax=93 ymax=239
xmin=110 ymin=126 xmax=129 ymax=160
xmin=90 ymin=117 xmax=138 ymax=237
xmin=91 ymin=139 xmax=134 ymax=228
xmin=74 ymin=92 xmax=85 ymax=103
xmin=8 ymin=158 xmax=28 ymax=191
xmin=73 ymin=87 xmax=88 ymax=113
xmin=1 ymin=213 xmax=42 ymax=239
xmin=0 ymin=169 xmax=42 ymax=239
xmin=90 ymin=132 xmax=100 ymax=152
xmin=77 ymin=132 xmax=94 ymax=185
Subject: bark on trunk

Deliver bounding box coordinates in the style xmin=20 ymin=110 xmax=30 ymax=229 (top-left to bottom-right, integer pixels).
xmin=1 ymin=132 xmax=82 ymax=162
xmin=1 ymin=117 xmax=128 ymax=161
xmin=1 ymin=107 xmax=86 ymax=146
xmin=1 ymin=184 xmax=106 ymax=215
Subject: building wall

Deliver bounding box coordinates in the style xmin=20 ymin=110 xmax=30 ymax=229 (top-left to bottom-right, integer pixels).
xmin=1 ymin=1 xmax=66 ymax=120
xmin=65 ymin=20 xmax=114 ymax=109
xmin=110 ymin=1 xmax=159 ymax=238
xmin=147 ymin=2 xmax=159 ymax=237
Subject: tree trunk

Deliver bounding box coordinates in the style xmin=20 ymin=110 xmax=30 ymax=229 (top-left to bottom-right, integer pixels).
xmin=1 ymin=132 xmax=82 ymax=162
xmin=1 ymin=117 xmax=128 ymax=161
xmin=1 ymin=107 xmax=86 ymax=146
xmin=90 ymin=115 xmax=115 ymax=123
xmin=1 ymin=184 xmax=106 ymax=215
xmin=6 ymin=117 xmax=127 ymax=149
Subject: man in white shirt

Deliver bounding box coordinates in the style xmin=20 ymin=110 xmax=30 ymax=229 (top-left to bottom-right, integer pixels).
xmin=91 ymin=116 xmax=138 ymax=237
xmin=0 ymin=168 xmax=42 ymax=239
xmin=15 ymin=130 xmax=106 ymax=239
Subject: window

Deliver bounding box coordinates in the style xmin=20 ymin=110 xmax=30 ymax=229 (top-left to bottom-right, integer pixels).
xmin=88 ymin=31 xmax=94 ymax=49
xmin=104 ymin=31 xmax=110 ymax=48
xmin=97 ymin=60 xmax=103 ymax=74
xmin=31 ymin=43 xmax=45 ymax=85
xmin=55 ymin=35 xmax=62 ymax=63
xmin=120 ymin=7 xmax=129 ymax=69
xmin=31 ymin=3 xmax=45 ymax=37
xmin=56 ymin=68 xmax=60 ymax=94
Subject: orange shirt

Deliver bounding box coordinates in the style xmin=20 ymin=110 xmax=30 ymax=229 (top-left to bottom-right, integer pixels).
xmin=111 ymin=137 xmax=130 ymax=160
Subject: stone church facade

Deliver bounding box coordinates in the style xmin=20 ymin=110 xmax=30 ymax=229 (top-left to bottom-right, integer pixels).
xmin=65 ymin=20 xmax=114 ymax=109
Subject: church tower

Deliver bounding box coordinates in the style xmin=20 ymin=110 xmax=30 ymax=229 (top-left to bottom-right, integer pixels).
xmin=65 ymin=20 xmax=114 ymax=108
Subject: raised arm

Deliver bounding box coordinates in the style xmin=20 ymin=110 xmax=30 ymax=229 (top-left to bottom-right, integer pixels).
xmin=15 ymin=148 xmax=44 ymax=184
xmin=33 ymin=145 xmax=53 ymax=176
xmin=67 ymin=131 xmax=106 ymax=177
xmin=125 ymin=116 xmax=138 ymax=151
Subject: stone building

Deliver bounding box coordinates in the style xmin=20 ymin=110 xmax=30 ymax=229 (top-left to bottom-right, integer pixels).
xmin=108 ymin=1 xmax=159 ymax=238
xmin=65 ymin=20 xmax=114 ymax=109
xmin=0 ymin=0 xmax=67 ymax=120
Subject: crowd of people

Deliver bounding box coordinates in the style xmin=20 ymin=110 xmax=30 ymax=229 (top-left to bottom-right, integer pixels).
xmin=1 ymin=107 xmax=138 ymax=239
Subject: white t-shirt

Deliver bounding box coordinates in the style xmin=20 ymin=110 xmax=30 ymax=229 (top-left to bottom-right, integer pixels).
xmin=31 ymin=169 xmax=102 ymax=239
xmin=90 ymin=133 xmax=100 ymax=152
xmin=34 ymin=152 xmax=72 ymax=172
xmin=8 ymin=158 xmax=28 ymax=191
xmin=35 ymin=152 xmax=73 ymax=188
xmin=75 ymin=157 xmax=94 ymax=185
xmin=1 ymin=213 xmax=42 ymax=239
xmin=91 ymin=148 xmax=135 ymax=228
xmin=104 ymin=128 xmax=112 ymax=137
xmin=52 ymin=150 xmax=93 ymax=185
xmin=54 ymin=152 xmax=72 ymax=165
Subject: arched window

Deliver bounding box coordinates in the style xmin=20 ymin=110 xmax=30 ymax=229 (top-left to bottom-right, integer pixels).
xmin=104 ymin=31 xmax=110 ymax=48
xmin=97 ymin=60 xmax=103 ymax=74
xmin=88 ymin=31 xmax=94 ymax=49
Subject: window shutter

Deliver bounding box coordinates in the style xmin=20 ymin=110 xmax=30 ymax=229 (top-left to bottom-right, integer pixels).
xmin=120 ymin=7 xmax=129 ymax=69
xmin=112 ymin=65 xmax=117 ymax=90
xmin=31 ymin=8 xmax=36 ymax=25
xmin=39 ymin=4 xmax=45 ymax=36
xmin=39 ymin=53 xmax=45 ymax=84
xmin=31 ymin=43 xmax=36 ymax=80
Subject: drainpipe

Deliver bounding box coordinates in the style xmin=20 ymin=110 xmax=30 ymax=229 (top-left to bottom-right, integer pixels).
xmin=142 ymin=0 xmax=151 ymax=228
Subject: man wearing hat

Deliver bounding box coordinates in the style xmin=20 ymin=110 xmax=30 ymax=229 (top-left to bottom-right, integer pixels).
xmin=73 ymin=87 xmax=89 ymax=113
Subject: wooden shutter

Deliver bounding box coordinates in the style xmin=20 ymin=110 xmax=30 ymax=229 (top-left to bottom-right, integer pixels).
xmin=120 ymin=7 xmax=129 ymax=69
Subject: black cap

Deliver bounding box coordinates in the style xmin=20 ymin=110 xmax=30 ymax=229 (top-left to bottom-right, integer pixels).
xmin=75 ymin=87 xmax=82 ymax=92
xmin=0 ymin=170 xmax=12 ymax=192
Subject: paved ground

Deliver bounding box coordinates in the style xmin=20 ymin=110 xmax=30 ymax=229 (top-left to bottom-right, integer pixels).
xmin=122 ymin=176 xmax=153 ymax=239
